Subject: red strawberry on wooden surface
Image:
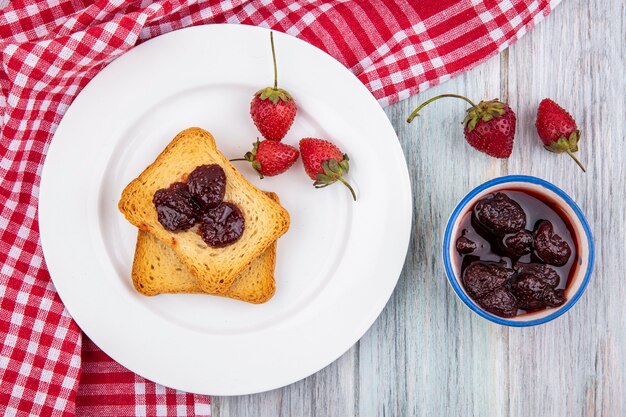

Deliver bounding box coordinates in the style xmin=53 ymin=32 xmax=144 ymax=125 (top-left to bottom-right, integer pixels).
xmin=250 ymin=32 xmax=297 ymax=142
xmin=233 ymin=139 xmax=299 ymax=178
xmin=299 ymin=138 xmax=356 ymax=200
xmin=536 ymin=98 xmax=586 ymax=172
xmin=407 ymin=94 xmax=516 ymax=158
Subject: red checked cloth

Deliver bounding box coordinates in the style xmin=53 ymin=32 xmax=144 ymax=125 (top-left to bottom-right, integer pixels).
xmin=0 ymin=0 xmax=559 ymax=415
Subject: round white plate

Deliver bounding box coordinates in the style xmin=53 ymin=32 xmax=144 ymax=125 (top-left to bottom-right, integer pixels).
xmin=39 ymin=24 xmax=412 ymax=395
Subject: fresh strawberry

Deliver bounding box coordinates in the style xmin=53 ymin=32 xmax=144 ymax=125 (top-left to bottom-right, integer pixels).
xmin=299 ymin=138 xmax=356 ymax=200
xmin=407 ymin=94 xmax=516 ymax=158
xmin=250 ymin=97 xmax=296 ymax=141
xmin=250 ymin=32 xmax=297 ymax=141
xmin=233 ymin=139 xmax=299 ymax=178
xmin=536 ymin=98 xmax=586 ymax=172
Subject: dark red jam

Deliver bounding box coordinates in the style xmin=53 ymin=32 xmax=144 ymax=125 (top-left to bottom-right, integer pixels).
xmin=187 ymin=164 xmax=226 ymax=209
xmin=153 ymin=164 xmax=244 ymax=247
xmin=199 ymin=202 xmax=245 ymax=247
xmin=152 ymin=182 xmax=198 ymax=232
xmin=454 ymin=190 xmax=578 ymax=318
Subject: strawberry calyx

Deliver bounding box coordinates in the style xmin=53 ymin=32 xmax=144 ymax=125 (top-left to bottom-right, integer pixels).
xmin=314 ymin=155 xmax=356 ymax=201
xmin=462 ymin=99 xmax=506 ymax=131
xmin=543 ymin=130 xmax=586 ymax=172
xmin=255 ymin=86 xmax=293 ymax=104
xmin=243 ymin=139 xmax=264 ymax=177
xmin=230 ymin=139 xmax=265 ymax=178
xmin=543 ymin=130 xmax=580 ymax=153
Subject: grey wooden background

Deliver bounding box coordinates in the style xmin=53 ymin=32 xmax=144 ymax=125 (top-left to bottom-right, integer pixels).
xmin=213 ymin=0 xmax=625 ymax=415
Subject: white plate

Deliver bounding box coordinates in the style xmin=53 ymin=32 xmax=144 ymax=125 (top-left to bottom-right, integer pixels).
xmin=39 ymin=24 xmax=412 ymax=395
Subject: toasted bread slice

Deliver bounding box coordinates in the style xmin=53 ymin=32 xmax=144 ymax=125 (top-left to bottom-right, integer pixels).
xmin=132 ymin=231 xmax=276 ymax=303
xmin=132 ymin=192 xmax=279 ymax=303
xmin=118 ymin=127 xmax=290 ymax=293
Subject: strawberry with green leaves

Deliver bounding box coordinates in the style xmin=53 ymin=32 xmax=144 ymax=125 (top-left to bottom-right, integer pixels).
xmin=233 ymin=139 xmax=299 ymax=178
xmin=250 ymin=32 xmax=297 ymax=142
xmin=535 ymin=98 xmax=586 ymax=172
xmin=299 ymin=138 xmax=356 ymax=200
xmin=407 ymin=94 xmax=516 ymax=158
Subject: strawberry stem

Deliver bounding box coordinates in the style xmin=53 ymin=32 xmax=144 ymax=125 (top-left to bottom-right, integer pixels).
xmin=270 ymin=32 xmax=278 ymax=89
xmin=229 ymin=158 xmax=246 ymax=162
xmin=407 ymin=94 xmax=478 ymax=123
xmin=337 ymin=177 xmax=357 ymax=201
xmin=566 ymin=150 xmax=587 ymax=172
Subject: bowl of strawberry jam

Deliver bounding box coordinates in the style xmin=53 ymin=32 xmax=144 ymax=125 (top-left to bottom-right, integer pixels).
xmin=443 ymin=175 xmax=593 ymax=326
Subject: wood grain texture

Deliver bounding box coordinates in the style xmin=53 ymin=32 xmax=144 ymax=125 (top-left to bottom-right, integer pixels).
xmin=214 ymin=0 xmax=625 ymax=415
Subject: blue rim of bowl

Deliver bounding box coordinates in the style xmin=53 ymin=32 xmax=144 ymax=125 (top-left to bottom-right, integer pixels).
xmin=442 ymin=175 xmax=594 ymax=327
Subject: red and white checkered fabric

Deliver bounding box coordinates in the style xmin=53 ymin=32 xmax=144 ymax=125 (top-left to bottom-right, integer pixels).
xmin=0 ymin=0 xmax=559 ymax=415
